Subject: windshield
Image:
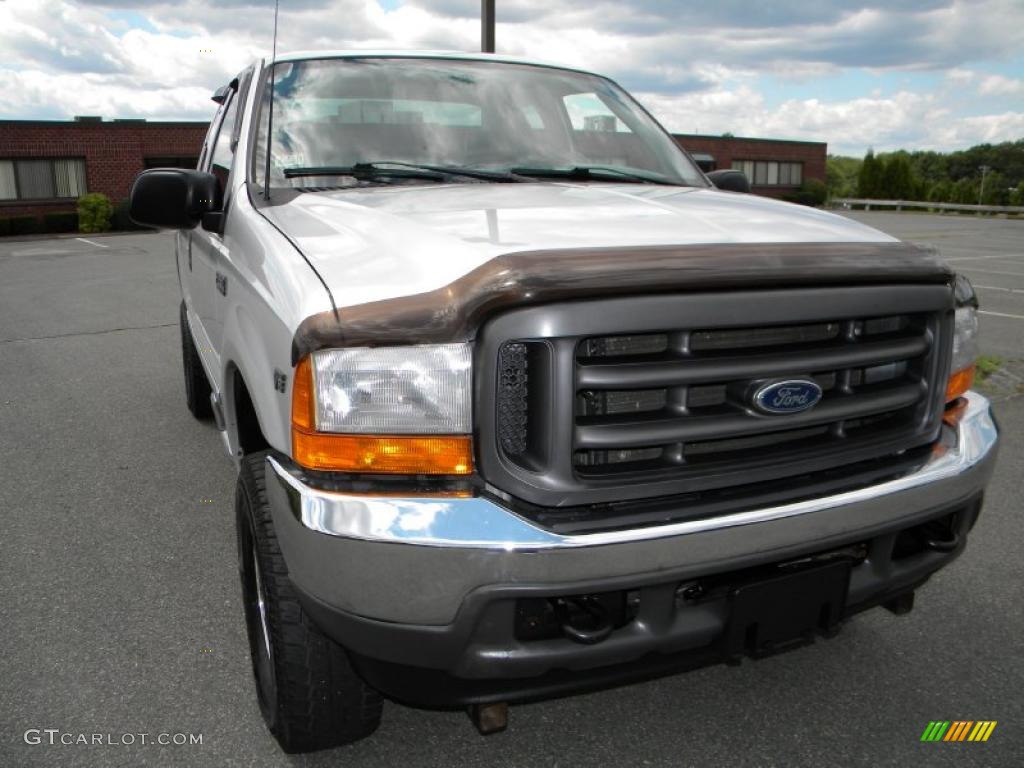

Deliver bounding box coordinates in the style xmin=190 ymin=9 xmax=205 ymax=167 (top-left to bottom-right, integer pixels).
xmin=251 ymin=57 xmax=706 ymax=189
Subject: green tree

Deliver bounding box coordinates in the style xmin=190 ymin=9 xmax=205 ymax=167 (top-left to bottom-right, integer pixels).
xmin=880 ymin=154 xmax=918 ymax=200
xmin=826 ymin=155 xmax=861 ymax=199
xmin=858 ymin=149 xmax=882 ymax=198
xmin=1009 ymin=181 xmax=1024 ymax=207
xmin=951 ymin=177 xmax=977 ymax=205
xmin=979 ymin=171 xmax=1009 ymax=206
xmin=928 ymin=180 xmax=953 ymax=203
xmin=909 ymin=150 xmax=950 ymax=185
xmin=843 ymin=139 xmax=1024 ymax=207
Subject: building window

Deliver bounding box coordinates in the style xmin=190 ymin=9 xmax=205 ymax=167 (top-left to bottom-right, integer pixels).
xmin=731 ymin=160 xmax=802 ymax=186
xmin=0 ymin=158 xmax=87 ymax=201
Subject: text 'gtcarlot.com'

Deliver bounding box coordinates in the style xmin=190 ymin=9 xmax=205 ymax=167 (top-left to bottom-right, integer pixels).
xmin=24 ymin=729 xmax=203 ymax=746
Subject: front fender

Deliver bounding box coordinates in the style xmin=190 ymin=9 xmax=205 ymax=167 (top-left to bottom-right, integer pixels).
xmin=221 ymin=300 xmax=293 ymax=458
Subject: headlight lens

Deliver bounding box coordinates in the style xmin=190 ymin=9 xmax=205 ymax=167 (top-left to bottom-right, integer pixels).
xmin=946 ymin=275 xmax=979 ymax=403
xmin=950 ymin=304 xmax=980 ymax=374
xmin=311 ymin=344 xmax=472 ymax=434
xmin=291 ymin=344 xmax=473 ymax=474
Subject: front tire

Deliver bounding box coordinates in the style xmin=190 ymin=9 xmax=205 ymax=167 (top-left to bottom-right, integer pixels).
xmin=179 ymin=301 xmax=213 ymax=420
xmin=236 ymin=451 xmax=383 ymax=753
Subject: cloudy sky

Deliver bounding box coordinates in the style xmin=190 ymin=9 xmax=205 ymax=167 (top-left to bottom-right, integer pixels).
xmin=1 ymin=0 xmax=1022 ymax=155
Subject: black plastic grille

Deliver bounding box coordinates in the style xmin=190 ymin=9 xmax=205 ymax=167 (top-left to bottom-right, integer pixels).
xmin=572 ymin=315 xmax=930 ymax=476
xmin=477 ymin=286 xmax=953 ymax=512
xmin=496 ymin=342 xmax=529 ymax=456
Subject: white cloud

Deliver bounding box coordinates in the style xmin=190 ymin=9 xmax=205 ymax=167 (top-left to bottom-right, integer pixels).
xmin=0 ymin=0 xmax=1021 ymax=155
xmin=638 ymin=86 xmax=1021 ymax=156
xmin=978 ymin=74 xmax=1024 ymax=97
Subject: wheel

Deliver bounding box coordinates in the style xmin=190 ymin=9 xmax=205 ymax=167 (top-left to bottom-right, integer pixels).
xmin=179 ymin=301 xmax=213 ymax=419
xmin=236 ymin=451 xmax=383 ymax=753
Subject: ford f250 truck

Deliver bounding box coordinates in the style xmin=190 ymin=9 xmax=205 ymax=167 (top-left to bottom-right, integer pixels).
xmin=129 ymin=51 xmax=1000 ymax=753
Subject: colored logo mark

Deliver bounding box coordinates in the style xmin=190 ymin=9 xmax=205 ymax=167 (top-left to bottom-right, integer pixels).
xmin=920 ymin=721 xmax=997 ymax=742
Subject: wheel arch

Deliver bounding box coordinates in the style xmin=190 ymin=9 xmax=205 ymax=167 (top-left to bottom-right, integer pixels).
xmin=226 ymin=362 xmax=272 ymax=457
xmin=217 ymin=281 xmax=296 ymax=458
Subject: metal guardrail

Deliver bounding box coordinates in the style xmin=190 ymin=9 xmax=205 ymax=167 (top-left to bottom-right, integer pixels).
xmin=831 ymin=198 xmax=1024 ymax=215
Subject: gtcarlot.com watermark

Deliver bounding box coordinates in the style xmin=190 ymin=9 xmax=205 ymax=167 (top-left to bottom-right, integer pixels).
xmin=24 ymin=729 xmax=203 ymax=747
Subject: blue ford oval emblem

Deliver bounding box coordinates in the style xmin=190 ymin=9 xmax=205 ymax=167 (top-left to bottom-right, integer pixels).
xmin=752 ymin=379 xmax=822 ymax=415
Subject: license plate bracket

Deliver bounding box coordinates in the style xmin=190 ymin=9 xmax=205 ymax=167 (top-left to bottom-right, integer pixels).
xmin=722 ymin=560 xmax=851 ymax=659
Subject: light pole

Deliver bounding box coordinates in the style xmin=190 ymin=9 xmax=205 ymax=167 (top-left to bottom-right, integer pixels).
xmin=482 ymin=0 xmax=495 ymax=53
xmin=978 ymin=164 xmax=990 ymax=206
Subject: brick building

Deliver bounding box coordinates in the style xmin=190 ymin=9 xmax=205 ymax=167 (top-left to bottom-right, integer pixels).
xmin=0 ymin=118 xmax=208 ymax=222
xmin=674 ymin=134 xmax=827 ymax=199
xmin=0 ymin=119 xmax=826 ymax=225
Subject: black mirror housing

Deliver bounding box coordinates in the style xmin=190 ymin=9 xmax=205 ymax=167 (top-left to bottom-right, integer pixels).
xmin=129 ymin=169 xmax=219 ymax=230
xmin=706 ymin=169 xmax=751 ymax=193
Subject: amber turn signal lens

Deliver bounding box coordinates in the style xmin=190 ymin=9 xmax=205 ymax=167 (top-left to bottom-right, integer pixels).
xmin=292 ymin=356 xmax=316 ymax=431
xmin=292 ymin=432 xmax=473 ymax=474
xmin=945 ymin=364 xmax=976 ymax=403
xmin=291 ymin=356 xmax=473 ymax=474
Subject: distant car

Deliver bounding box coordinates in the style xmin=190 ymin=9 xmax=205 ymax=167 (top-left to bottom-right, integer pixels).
xmin=130 ymin=51 xmax=999 ymax=754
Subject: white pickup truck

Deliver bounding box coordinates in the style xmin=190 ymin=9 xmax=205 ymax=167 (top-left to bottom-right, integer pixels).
xmin=130 ymin=51 xmax=999 ymax=753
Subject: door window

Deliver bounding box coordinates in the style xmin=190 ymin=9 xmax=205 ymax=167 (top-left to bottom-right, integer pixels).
xmin=207 ymin=93 xmax=239 ymax=191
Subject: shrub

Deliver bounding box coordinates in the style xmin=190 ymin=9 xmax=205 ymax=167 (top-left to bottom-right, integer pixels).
xmin=10 ymin=215 xmax=40 ymax=235
xmin=43 ymin=211 xmax=79 ymax=233
xmin=77 ymin=192 xmax=114 ymax=233
xmin=0 ymin=218 xmax=10 ymax=237
xmin=785 ymin=178 xmax=828 ymax=207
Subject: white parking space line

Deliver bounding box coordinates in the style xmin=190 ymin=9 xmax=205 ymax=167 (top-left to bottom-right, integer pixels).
xmin=975 ymin=285 xmax=1024 ymax=295
xmin=979 ymin=310 xmax=1024 ymax=321
xmin=75 ymin=237 xmax=109 ymax=248
xmin=10 ymin=247 xmax=71 ymax=257
xmin=957 ymin=267 xmax=1024 ymax=278
xmin=945 ymin=253 xmax=1022 ymax=262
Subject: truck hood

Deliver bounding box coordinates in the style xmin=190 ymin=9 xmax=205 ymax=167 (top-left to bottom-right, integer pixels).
xmin=264 ymin=182 xmax=901 ymax=310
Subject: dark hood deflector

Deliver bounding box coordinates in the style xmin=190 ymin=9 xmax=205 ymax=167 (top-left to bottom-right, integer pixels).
xmin=292 ymin=241 xmax=953 ymax=363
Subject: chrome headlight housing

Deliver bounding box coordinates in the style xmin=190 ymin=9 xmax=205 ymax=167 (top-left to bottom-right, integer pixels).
xmin=311 ymin=344 xmax=472 ymax=434
xmin=291 ymin=343 xmax=474 ymax=474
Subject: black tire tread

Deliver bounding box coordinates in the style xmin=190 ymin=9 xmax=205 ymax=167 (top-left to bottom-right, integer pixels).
xmin=238 ymin=451 xmax=382 ymax=753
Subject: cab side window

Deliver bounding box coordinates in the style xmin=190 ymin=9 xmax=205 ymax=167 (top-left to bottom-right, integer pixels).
xmin=208 ymin=93 xmax=239 ymax=191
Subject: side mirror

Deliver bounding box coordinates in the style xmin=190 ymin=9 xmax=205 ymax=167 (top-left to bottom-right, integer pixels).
xmin=129 ymin=169 xmax=219 ymax=230
xmin=706 ymin=169 xmax=751 ymax=193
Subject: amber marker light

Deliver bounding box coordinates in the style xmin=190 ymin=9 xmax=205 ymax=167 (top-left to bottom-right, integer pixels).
xmin=291 ymin=355 xmax=474 ymax=475
xmin=945 ymin=364 xmax=976 ymax=404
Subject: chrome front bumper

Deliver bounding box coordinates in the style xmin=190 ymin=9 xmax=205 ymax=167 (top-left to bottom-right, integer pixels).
xmin=266 ymin=391 xmax=999 ymax=625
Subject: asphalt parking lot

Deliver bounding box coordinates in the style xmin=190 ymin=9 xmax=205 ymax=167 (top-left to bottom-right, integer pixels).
xmin=1 ymin=213 xmax=1021 ymax=767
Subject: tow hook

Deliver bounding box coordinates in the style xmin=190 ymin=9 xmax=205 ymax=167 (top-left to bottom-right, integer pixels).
xmin=925 ymin=529 xmax=960 ymax=553
xmin=921 ymin=514 xmax=961 ymax=553
xmin=554 ymin=596 xmax=614 ymax=645
xmin=467 ymin=702 xmax=509 ymax=735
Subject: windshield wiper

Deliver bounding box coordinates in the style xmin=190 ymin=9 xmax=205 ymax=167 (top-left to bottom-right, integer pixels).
xmin=284 ymin=164 xmax=444 ymax=182
xmin=365 ymin=161 xmax=526 ymax=182
xmin=510 ymin=165 xmax=677 ymax=185
xmin=283 ymin=162 xmax=523 ymax=183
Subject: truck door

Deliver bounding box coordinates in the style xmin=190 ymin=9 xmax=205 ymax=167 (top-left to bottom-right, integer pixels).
xmin=190 ymin=80 xmax=242 ymax=384
xmin=179 ymin=94 xmax=230 ymax=381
